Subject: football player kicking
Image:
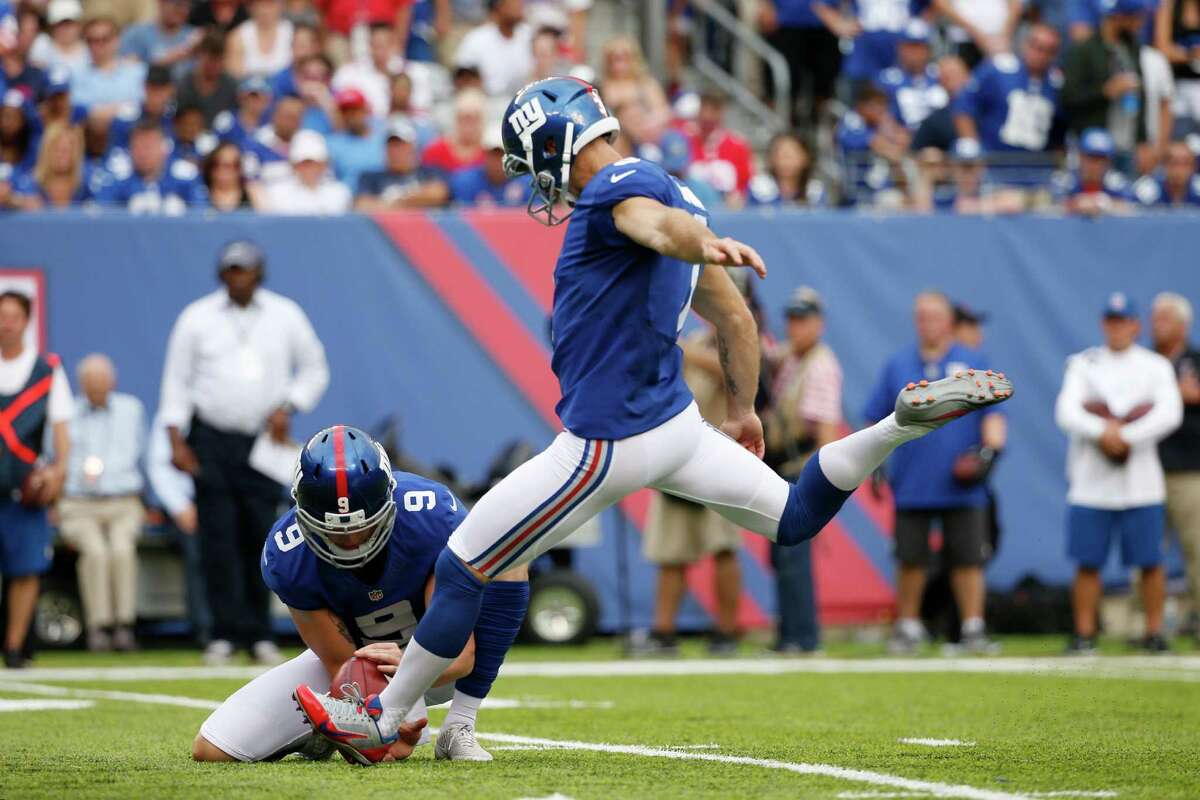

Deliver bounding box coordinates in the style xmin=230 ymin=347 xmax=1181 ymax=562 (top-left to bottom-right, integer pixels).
xmin=193 ymin=425 xmax=527 ymax=764
xmin=295 ymin=77 xmax=1015 ymax=762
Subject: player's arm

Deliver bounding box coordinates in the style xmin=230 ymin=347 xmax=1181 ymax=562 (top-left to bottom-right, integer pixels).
xmin=611 ymin=196 xmax=767 ymax=277
xmin=290 ymin=607 xmax=359 ymax=678
xmin=691 ymin=265 xmax=766 ymax=457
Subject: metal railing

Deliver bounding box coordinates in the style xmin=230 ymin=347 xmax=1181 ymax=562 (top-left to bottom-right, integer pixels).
xmin=687 ymin=0 xmax=791 ymax=143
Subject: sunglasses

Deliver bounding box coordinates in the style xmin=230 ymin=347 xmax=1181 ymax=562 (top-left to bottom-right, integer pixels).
xmin=86 ymin=34 xmax=115 ymax=44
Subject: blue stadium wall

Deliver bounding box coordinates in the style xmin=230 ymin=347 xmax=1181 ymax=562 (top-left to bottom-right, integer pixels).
xmin=0 ymin=210 xmax=1195 ymax=632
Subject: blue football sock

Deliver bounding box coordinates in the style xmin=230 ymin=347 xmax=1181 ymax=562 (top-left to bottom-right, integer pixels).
xmin=777 ymin=451 xmax=853 ymax=547
xmin=413 ymin=548 xmax=486 ymax=658
xmin=454 ymin=579 xmax=530 ymax=701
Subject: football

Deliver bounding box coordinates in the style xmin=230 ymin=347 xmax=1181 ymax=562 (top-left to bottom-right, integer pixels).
xmin=330 ymin=656 xmax=389 ymax=701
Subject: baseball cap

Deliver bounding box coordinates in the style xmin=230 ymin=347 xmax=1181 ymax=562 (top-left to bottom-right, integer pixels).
xmin=951 ymin=138 xmax=984 ymax=163
xmin=386 ymin=117 xmax=417 ymax=144
xmin=1102 ymin=291 xmax=1137 ymax=319
xmin=954 ymin=303 xmax=988 ymax=325
xmin=901 ymin=19 xmax=932 ymax=43
xmin=482 ymin=124 xmax=503 ymax=151
xmin=46 ymin=0 xmax=83 ymax=25
xmin=2 ymin=88 xmax=25 ymax=109
xmin=217 ymin=240 xmax=265 ymax=271
xmin=784 ymin=286 xmax=823 ymax=318
xmin=1080 ymin=128 xmax=1115 ymax=158
xmin=1101 ymin=0 xmax=1146 ymax=15
xmin=334 ymin=87 xmax=367 ymax=111
xmin=289 ymin=129 xmax=328 ymax=164
xmin=42 ymin=67 xmax=71 ymax=99
xmin=238 ymin=74 xmax=272 ymax=96
xmin=146 ymin=64 xmax=173 ymax=87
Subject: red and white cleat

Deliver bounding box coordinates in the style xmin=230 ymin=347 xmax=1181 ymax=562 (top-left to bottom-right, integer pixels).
xmin=293 ymin=684 xmax=405 ymax=766
xmin=894 ymin=369 xmax=1014 ymax=430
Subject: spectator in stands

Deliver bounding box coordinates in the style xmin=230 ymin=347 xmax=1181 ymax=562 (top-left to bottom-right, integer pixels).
xmin=314 ymin=0 xmax=405 ymax=66
xmin=57 ymin=355 xmax=145 ymax=653
xmin=764 ymin=287 xmax=842 ymax=655
xmin=35 ymin=68 xmax=84 ymax=131
xmin=399 ymin=0 xmax=453 ymax=64
xmin=422 ymin=87 xmax=485 ymax=174
xmin=913 ymin=55 xmax=971 ymax=151
xmin=108 ymin=65 xmax=177 ymax=152
xmin=98 ymin=121 xmax=209 ymax=213
xmin=614 ymin=98 xmax=691 ymax=178
xmin=747 ymin=132 xmax=826 ymax=207
xmin=638 ymin=321 xmax=744 ymax=658
xmin=863 ymin=290 xmax=1006 ymax=655
xmin=1055 ymin=292 xmax=1182 ymax=654
xmin=1063 ymin=0 xmax=1157 ymax=155
xmin=879 ymin=20 xmax=948 ymax=132
xmin=1151 ymin=292 xmax=1200 ymax=643
xmin=599 ymin=35 xmax=670 ymax=128
xmin=261 ymin=128 xmax=351 ymax=213
xmin=227 ymin=0 xmax=293 ymax=79
xmin=757 ymin=0 xmax=842 ymax=129
xmin=189 ymin=0 xmax=249 ymax=33
xmin=159 ymin=239 xmax=328 ymax=666
xmin=269 ymin=22 xmax=322 ymax=97
xmin=530 ymin=25 xmax=569 ymax=82
xmin=204 ymin=141 xmax=263 ymax=210
xmin=812 ymin=0 xmax=908 ymax=88
xmin=72 ymin=17 xmax=147 ymax=118
xmin=292 ymin=53 xmax=337 ymax=133
xmin=0 ymin=291 xmax=71 ymax=669
xmin=146 ymin=415 xmax=211 ymax=647
xmin=1054 ymin=128 xmax=1133 ymax=214
xmin=455 ymin=0 xmax=533 ymax=98
xmin=685 ymin=91 xmax=754 ymax=206
xmin=0 ymin=163 xmax=13 ymax=211
xmin=0 ymin=91 xmax=33 ymax=174
xmin=327 ymin=87 xmax=386 ymax=191
xmin=121 ymin=0 xmax=200 ymax=72
xmin=214 ymin=75 xmax=272 ymax=146
xmin=954 ymin=303 xmax=987 ymax=349
xmin=255 ymin=92 xmax=303 ymax=160
xmin=171 ymin=103 xmax=217 ymax=166
xmin=449 ymin=124 xmax=527 ymax=206
xmin=2 ymin=5 xmax=46 ymax=100
xmin=933 ymin=0 xmax=1023 ymax=69
xmin=525 ymin=0 xmax=589 ymax=60
xmin=176 ymin=31 xmax=239 ymax=128
xmin=837 ymin=83 xmax=912 ymax=205
xmin=10 ymin=122 xmax=92 ymax=209
xmin=1155 ymin=0 xmax=1200 ymax=135
xmin=1133 ymin=139 xmax=1200 ymax=205
xmin=29 ymin=0 xmax=87 ymax=76
xmin=388 ymin=72 xmax=438 ymax=150
xmin=954 ymin=24 xmax=1063 ymax=157
xmin=356 ymin=117 xmax=449 ymax=209
xmin=332 ymin=23 xmax=401 ymax=118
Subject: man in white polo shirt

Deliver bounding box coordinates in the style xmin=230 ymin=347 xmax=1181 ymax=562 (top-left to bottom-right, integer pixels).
xmin=1055 ymin=292 xmax=1182 ymax=654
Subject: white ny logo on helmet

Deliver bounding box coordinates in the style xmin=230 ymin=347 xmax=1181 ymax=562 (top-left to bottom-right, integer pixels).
xmin=509 ymin=97 xmax=548 ymax=141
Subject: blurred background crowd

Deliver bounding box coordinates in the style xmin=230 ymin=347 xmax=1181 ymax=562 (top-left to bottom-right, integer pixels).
xmin=1 ymin=0 xmax=1200 ymax=214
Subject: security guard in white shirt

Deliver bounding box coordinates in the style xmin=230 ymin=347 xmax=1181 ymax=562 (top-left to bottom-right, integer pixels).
xmin=158 ymin=240 xmax=330 ymax=666
xmin=1055 ymin=292 xmax=1183 ymax=654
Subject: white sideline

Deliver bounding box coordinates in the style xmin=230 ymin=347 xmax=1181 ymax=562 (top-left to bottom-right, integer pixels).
xmin=0 ymin=698 xmax=94 ymax=712
xmin=0 ymin=681 xmax=1118 ymax=800
xmin=898 ymin=738 xmax=977 ymax=747
xmin=1 ymin=656 xmax=1198 ymax=684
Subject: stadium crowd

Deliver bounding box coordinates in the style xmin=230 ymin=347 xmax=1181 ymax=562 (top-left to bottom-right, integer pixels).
xmin=0 ymin=0 xmax=1198 ymax=214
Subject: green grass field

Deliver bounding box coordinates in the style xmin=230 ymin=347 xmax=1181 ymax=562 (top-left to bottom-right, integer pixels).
xmin=1 ymin=639 xmax=1198 ymax=800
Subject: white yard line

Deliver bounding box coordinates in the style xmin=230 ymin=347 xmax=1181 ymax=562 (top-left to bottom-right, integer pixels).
xmin=2 ymin=656 xmax=1197 ymax=684
xmin=0 ymin=698 xmax=94 ymax=712
xmin=898 ymin=738 xmax=976 ymax=747
xmin=0 ymin=681 xmax=1118 ymax=800
xmin=836 ymin=793 xmax=1118 ymax=799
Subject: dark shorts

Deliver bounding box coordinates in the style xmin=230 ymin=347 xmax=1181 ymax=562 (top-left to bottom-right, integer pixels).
xmin=894 ymin=506 xmax=991 ymax=568
xmin=766 ymin=26 xmax=843 ymax=104
xmin=0 ymin=499 xmax=53 ymax=577
xmin=1067 ymin=504 xmax=1164 ymax=569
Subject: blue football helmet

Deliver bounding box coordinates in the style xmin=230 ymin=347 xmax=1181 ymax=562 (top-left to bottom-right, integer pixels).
xmin=501 ymin=76 xmax=621 ymax=225
xmin=292 ymin=425 xmax=397 ymax=569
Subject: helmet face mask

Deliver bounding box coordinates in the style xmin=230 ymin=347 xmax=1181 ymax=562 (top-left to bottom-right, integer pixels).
xmin=501 ymin=77 xmax=620 ymax=226
xmin=292 ymin=433 xmax=398 ymax=570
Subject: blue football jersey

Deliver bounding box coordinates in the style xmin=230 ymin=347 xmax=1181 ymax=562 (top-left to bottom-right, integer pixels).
xmin=552 ymin=158 xmax=708 ymax=440
xmin=261 ymin=472 xmax=466 ymax=646
xmin=878 ymin=65 xmax=948 ymax=130
xmin=954 ymin=54 xmax=1062 ymax=152
xmin=96 ymin=159 xmax=209 ymax=213
xmin=1132 ymin=174 xmax=1200 ymax=208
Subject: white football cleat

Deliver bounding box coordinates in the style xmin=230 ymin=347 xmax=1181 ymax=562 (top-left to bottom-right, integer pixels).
xmin=435 ymin=722 xmax=493 ymax=761
xmin=894 ymin=369 xmax=1013 ymax=431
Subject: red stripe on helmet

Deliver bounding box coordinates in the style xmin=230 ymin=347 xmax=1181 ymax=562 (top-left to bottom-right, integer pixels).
xmin=332 ymin=425 xmax=349 ymax=501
